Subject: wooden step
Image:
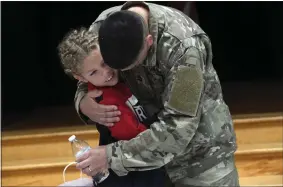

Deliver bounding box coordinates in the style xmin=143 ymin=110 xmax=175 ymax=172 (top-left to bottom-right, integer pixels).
xmin=2 ymin=113 xmax=282 ymax=162
xmin=3 ymin=160 xmax=283 ymax=186
xmin=3 ymin=172 xmax=283 ymax=187
xmin=3 ymin=143 xmax=282 ymax=173
xmin=235 ymin=143 xmax=283 ymax=177
xmin=3 ymin=142 xmax=282 ymax=173
xmin=2 ymin=160 xmax=91 ymax=186
xmin=240 ymin=175 xmax=283 ymax=186
xmin=3 ymin=157 xmax=74 ymax=171
xmin=2 ymin=142 xmax=282 ymax=186
xmin=233 ymin=113 xmax=283 ymax=145
xmin=2 ymin=125 xmax=99 ymax=162
xmin=2 ymin=113 xmax=282 ymax=186
xmin=4 ymin=160 xmax=281 ymax=186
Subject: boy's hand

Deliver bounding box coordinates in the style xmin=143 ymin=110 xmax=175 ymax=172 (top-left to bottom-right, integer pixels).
xmin=80 ymin=90 xmax=121 ymax=127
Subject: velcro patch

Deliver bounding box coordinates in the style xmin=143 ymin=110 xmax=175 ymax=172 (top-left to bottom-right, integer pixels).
xmin=167 ymin=65 xmax=203 ymax=116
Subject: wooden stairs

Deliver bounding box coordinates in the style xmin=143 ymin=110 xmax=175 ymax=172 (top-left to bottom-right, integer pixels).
xmin=2 ymin=111 xmax=282 ymax=186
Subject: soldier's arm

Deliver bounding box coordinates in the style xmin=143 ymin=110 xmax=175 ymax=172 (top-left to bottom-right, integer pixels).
xmin=106 ymin=37 xmax=206 ymax=176
xmin=74 ymin=80 xmax=89 ymax=123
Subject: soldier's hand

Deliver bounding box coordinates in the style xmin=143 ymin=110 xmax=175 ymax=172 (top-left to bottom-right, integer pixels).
xmin=79 ymin=89 xmax=121 ymax=127
xmin=76 ymin=146 xmax=108 ymax=177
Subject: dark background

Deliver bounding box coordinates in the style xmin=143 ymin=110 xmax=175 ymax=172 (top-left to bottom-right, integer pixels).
xmin=2 ymin=1 xmax=283 ymax=124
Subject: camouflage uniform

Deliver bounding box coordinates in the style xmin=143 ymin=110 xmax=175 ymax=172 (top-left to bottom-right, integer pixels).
xmin=75 ymin=2 xmax=240 ymax=186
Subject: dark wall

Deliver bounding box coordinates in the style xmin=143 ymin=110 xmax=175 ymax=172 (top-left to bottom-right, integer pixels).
xmin=2 ymin=1 xmax=124 ymax=115
xmin=2 ymin=2 xmax=283 ymax=118
xmin=196 ymin=2 xmax=283 ymax=82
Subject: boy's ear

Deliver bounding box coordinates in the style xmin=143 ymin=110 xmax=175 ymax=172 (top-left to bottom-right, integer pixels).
xmin=73 ymin=74 xmax=87 ymax=82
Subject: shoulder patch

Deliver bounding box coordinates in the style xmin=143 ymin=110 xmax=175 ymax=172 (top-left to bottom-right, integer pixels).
xmin=167 ymin=64 xmax=203 ymax=116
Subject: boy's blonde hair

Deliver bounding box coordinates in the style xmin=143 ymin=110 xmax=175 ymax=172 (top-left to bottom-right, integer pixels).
xmin=58 ymin=27 xmax=99 ymax=76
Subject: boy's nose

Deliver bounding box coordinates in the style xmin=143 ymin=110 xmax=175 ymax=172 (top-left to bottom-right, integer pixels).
xmin=103 ymin=68 xmax=111 ymax=76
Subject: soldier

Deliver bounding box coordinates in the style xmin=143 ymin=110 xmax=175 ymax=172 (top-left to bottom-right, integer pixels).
xmin=75 ymin=2 xmax=240 ymax=186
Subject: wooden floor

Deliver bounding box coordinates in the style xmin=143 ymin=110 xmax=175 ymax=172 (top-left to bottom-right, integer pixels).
xmin=2 ymin=81 xmax=283 ymax=186
xmin=2 ymin=112 xmax=282 ymax=186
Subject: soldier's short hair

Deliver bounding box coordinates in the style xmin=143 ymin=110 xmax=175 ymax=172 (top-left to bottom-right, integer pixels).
xmin=57 ymin=27 xmax=98 ymax=76
xmin=98 ymin=10 xmax=147 ymax=70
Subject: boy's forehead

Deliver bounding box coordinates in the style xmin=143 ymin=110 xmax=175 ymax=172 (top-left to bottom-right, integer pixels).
xmin=88 ymin=49 xmax=100 ymax=58
xmin=82 ymin=50 xmax=102 ymax=72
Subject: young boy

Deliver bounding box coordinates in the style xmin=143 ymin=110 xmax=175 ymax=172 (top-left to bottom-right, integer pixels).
xmin=57 ymin=28 xmax=166 ymax=187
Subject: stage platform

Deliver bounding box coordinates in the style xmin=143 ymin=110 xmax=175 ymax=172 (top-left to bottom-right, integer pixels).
xmin=2 ymin=81 xmax=283 ymax=186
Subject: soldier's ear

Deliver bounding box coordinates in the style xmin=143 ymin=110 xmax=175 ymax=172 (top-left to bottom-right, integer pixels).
xmin=145 ymin=34 xmax=153 ymax=48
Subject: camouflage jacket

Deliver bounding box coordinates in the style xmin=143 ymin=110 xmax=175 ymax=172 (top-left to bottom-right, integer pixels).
xmin=75 ymin=2 xmax=238 ymax=185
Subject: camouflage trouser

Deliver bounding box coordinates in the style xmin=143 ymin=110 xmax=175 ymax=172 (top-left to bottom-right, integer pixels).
xmin=172 ymin=169 xmax=240 ymax=187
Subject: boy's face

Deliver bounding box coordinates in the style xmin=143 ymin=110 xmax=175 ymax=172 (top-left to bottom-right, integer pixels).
xmin=75 ymin=48 xmax=119 ymax=87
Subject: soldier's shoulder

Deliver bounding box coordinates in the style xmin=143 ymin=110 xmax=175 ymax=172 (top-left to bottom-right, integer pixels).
xmin=156 ymin=33 xmax=206 ymax=64
xmin=149 ymin=3 xmax=205 ymax=41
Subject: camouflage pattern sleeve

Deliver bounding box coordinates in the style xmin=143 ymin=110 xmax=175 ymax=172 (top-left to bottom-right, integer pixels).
xmin=106 ymin=36 xmax=206 ymax=176
xmin=74 ymin=80 xmax=89 ymax=124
